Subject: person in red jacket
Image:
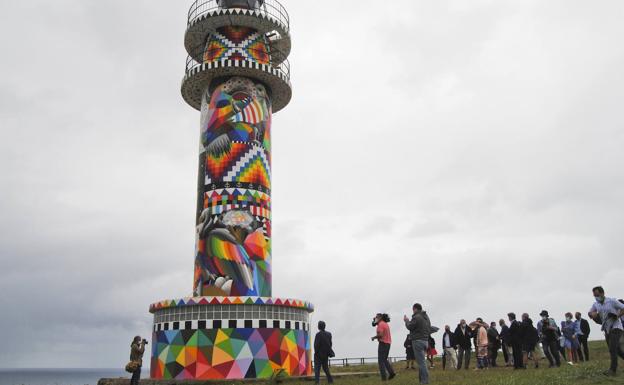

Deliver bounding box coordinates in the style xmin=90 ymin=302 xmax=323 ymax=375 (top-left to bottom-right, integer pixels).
xmin=372 ymin=313 xmax=396 ymax=381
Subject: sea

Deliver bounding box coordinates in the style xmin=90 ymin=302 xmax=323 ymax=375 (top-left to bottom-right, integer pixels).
xmin=0 ymin=369 xmax=137 ymax=385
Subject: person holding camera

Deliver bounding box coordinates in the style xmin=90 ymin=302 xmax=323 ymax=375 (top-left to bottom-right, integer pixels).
xmin=129 ymin=336 xmax=147 ymax=385
xmin=371 ymin=313 xmax=396 ymax=381
xmin=588 ymin=286 xmax=624 ymax=376
xmin=537 ymin=310 xmax=561 ymax=368
xmin=404 ymin=303 xmax=432 ymax=384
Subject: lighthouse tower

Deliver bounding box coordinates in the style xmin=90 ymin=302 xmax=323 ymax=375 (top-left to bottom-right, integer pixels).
xmin=149 ymin=0 xmax=314 ymax=380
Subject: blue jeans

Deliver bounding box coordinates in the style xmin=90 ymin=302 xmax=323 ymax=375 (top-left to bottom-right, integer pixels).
xmin=412 ymin=339 xmax=429 ymax=384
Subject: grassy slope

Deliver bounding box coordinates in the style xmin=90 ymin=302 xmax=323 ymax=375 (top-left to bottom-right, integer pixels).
xmin=321 ymin=340 xmax=620 ymax=385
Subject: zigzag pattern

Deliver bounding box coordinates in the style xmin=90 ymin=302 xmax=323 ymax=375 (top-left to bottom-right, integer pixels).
xmin=150 ymin=296 xmax=315 ymax=313
xmin=222 ymin=145 xmax=271 ymax=189
xmin=205 ymin=142 xmax=249 ymax=184
xmin=204 ymin=188 xmax=271 ymax=219
xmin=190 ymin=8 xmax=289 ymax=35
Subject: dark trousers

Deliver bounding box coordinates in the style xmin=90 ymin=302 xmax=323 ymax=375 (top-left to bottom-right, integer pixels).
xmin=130 ymin=366 xmax=141 ymax=385
xmin=501 ymin=342 xmax=511 ymax=364
xmin=606 ymin=329 xmax=624 ymax=373
xmin=511 ymin=343 xmax=523 ymax=369
xmin=577 ymin=335 xmax=589 ymax=361
xmin=489 ymin=346 xmax=498 ymax=367
xmin=457 ymin=347 xmax=471 ymax=369
xmin=542 ymin=339 xmax=561 ymax=367
xmin=314 ymin=356 xmax=333 ymax=384
xmin=378 ymin=342 xmax=395 ymax=380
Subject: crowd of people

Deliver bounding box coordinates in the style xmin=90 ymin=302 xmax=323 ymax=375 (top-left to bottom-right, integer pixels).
xmin=313 ymin=286 xmax=624 ymax=384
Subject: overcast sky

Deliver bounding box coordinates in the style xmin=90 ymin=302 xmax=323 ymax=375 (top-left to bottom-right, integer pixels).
xmin=1 ymin=0 xmax=624 ymax=368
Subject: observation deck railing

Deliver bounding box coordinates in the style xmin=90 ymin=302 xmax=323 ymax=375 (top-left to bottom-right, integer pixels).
xmin=187 ymin=0 xmax=290 ymax=33
xmin=185 ymin=46 xmax=291 ymax=81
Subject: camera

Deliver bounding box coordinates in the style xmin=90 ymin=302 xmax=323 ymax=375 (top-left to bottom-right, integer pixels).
xmin=142 ymin=339 xmax=149 ymax=345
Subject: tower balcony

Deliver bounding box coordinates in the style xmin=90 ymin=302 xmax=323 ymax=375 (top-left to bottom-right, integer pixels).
xmin=181 ymin=46 xmax=291 ymax=112
xmin=185 ymin=0 xmax=291 ymax=64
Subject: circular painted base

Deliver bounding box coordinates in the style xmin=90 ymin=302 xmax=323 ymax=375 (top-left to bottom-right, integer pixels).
xmin=149 ymin=297 xmax=313 ymax=380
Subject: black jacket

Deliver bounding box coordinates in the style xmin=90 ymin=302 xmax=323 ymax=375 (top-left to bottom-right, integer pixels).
xmin=580 ymin=318 xmax=590 ymax=337
xmin=442 ymin=331 xmax=457 ymax=349
xmin=508 ymin=320 xmax=522 ymax=346
xmin=520 ymin=318 xmax=539 ymax=347
xmin=314 ymin=330 xmax=333 ymax=360
xmin=453 ymin=324 xmax=472 ymax=349
xmin=487 ymin=327 xmax=501 ymax=349
xmin=499 ymin=324 xmax=510 ymax=344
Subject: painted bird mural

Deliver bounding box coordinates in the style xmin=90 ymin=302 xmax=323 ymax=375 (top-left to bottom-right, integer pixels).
xmin=200 ymin=77 xmax=271 ymax=158
xmin=194 ymin=208 xmax=269 ymax=297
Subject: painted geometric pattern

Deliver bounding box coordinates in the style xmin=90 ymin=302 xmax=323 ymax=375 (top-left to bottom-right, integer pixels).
xmin=150 ymin=296 xmax=315 ymax=313
xmin=204 ymin=188 xmax=271 ymax=219
xmin=206 ymin=145 xmax=271 ymax=189
xmin=204 ymin=142 xmax=249 ymax=182
xmin=150 ymin=328 xmax=311 ymax=380
xmin=203 ymin=26 xmax=270 ymax=65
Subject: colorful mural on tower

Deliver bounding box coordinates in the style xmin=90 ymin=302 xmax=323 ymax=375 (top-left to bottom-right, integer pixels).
xmin=152 ymin=1 xmax=312 ymax=380
xmin=203 ymin=26 xmax=271 ymax=65
xmin=194 ymin=77 xmax=273 ymax=298
xmin=150 ymin=328 xmax=311 ymax=380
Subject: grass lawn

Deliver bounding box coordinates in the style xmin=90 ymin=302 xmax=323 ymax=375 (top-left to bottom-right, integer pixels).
xmin=314 ymin=340 xmax=621 ymax=385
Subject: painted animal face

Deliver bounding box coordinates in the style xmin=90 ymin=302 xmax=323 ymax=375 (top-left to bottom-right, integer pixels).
xmin=200 ymin=77 xmax=271 ymax=156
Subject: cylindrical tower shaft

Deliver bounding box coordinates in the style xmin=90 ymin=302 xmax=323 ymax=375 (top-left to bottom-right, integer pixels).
xmin=194 ymin=24 xmax=273 ymax=297
xmin=149 ymin=1 xmax=312 ymax=380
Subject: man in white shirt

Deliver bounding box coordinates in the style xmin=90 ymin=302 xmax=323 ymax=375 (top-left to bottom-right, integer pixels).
xmin=442 ymin=325 xmax=458 ymax=370
xmin=588 ymin=286 xmax=624 ymax=376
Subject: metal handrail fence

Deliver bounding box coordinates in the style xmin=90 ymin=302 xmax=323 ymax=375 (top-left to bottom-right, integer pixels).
xmin=187 ymin=0 xmax=290 ymax=32
xmin=326 ymin=356 xmax=406 ymax=367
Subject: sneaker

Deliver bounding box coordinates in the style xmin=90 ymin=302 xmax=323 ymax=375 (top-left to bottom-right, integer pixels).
xmin=603 ymin=370 xmax=616 ymax=377
xmin=567 ymin=362 xmax=574 ymax=366
xmin=388 ymin=373 xmax=396 ymax=380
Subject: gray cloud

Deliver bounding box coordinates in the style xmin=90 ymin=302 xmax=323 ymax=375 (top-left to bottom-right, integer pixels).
xmin=1 ymin=0 xmax=624 ymax=368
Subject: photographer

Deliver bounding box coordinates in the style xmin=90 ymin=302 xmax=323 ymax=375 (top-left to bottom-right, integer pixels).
xmin=588 ymin=286 xmax=624 ymax=376
xmin=372 ymin=313 xmax=396 ymax=381
xmin=537 ymin=310 xmax=561 ymax=367
xmin=129 ymin=336 xmax=148 ymax=385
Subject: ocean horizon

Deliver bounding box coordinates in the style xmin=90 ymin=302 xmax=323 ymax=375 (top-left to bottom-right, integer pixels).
xmin=0 ymin=368 xmax=140 ymax=385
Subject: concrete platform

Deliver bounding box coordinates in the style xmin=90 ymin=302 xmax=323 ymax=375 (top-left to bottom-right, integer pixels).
xmin=98 ymin=371 xmax=377 ymax=385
